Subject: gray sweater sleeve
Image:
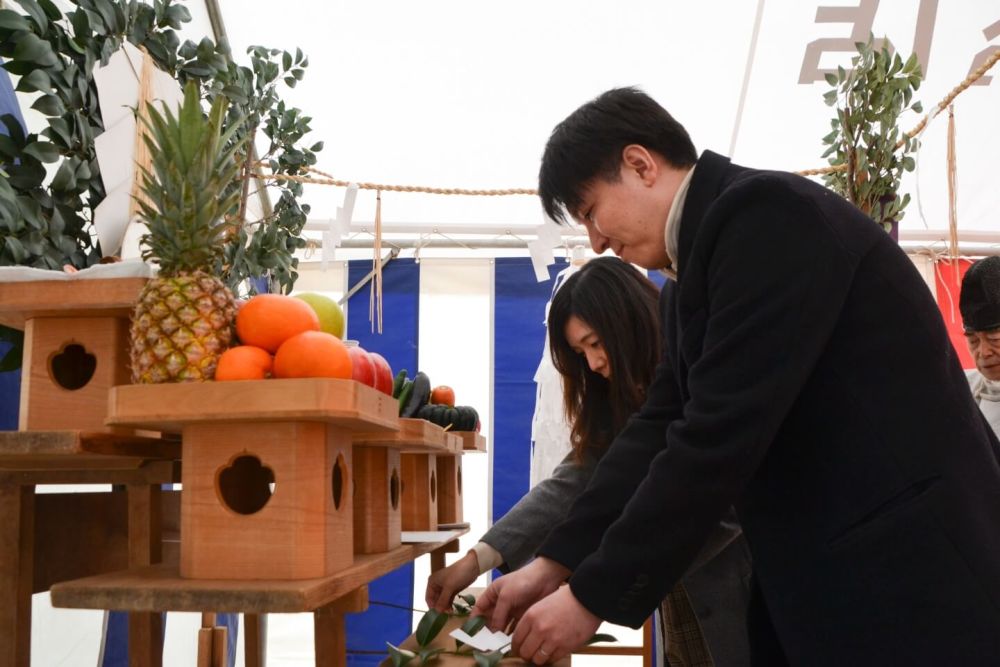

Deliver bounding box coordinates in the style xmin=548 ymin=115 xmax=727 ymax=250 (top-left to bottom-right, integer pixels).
xmin=479 ymin=448 xmax=743 ymax=574
xmin=480 ymin=450 xmax=596 ymax=571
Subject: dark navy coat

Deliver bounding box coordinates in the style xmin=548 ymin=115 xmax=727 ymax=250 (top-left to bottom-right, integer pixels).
xmin=538 ymin=151 xmax=1000 ymax=665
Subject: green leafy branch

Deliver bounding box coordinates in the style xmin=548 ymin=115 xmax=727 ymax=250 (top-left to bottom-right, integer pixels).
xmin=0 ymin=0 xmax=321 ymax=297
xmin=385 ymin=594 xmax=616 ymax=666
xmin=820 ymin=34 xmax=924 ymax=231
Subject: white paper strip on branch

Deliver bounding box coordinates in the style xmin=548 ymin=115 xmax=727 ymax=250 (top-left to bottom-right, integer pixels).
xmin=527 ymin=239 xmax=554 ymax=282
xmin=535 ymin=211 xmax=564 ymax=248
xmin=322 ymin=184 xmax=359 ymax=270
xmin=449 ymin=627 xmax=511 ymax=653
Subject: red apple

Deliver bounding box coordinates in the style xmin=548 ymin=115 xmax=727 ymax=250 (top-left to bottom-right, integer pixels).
xmin=347 ymin=346 xmax=376 ymax=387
xmin=368 ymin=351 xmax=394 ymax=395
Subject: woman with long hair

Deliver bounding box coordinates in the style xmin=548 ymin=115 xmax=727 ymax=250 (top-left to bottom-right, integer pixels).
xmin=425 ymin=257 xmax=751 ymax=666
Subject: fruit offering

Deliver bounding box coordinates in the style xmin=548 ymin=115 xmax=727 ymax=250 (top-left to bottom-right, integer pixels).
xmin=236 ymin=294 xmax=320 ymax=353
xmin=295 ymin=292 xmax=345 ymax=338
xmin=129 ymin=83 xmax=240 ymax=383
xmin=273 ymin=331 xmax=352 ymax=379
xmin=215 ymin=346 xmax=274 ymax=381
xmin=368 ymin=352 xmax=394 ymax=395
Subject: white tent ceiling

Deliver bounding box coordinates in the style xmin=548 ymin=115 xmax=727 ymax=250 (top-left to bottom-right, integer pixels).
xmin=215 ymin=0 xmax=999 ymax=248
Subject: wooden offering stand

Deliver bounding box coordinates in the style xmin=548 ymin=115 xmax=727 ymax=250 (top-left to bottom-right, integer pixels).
xmin=455 ymin=430 xmax=487 ymax=453
xmin=437 ymin=430 xmax=485 ymax=526
xmin=51 ymin=529 xmax=468 ymax=667
xmin=436 ymin=430 xmax=464 ymax=525
xmin=354 ymin=418 xmax=460 ymax=535
xmin=0 ymin=278 xmax=147 ymax=433
xmin=106 ymin=378 xmax=398 ymax=580
xmin=0 ymin=278 xmax=180 ymax=667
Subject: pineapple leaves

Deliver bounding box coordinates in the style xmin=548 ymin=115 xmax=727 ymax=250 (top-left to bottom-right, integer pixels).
xmin=135 ymin=81 xmax=248 ymax=276
xmin=178 ymin=82 xmax=207 ymax=170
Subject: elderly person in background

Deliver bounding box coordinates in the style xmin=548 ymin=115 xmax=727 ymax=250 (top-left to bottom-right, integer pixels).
xmin=960 ymin=256 xmax=1000 ymax=435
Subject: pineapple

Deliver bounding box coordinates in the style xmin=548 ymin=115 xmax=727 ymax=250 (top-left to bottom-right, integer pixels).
xmin=129 ymin=82 xmax=243 ymax=383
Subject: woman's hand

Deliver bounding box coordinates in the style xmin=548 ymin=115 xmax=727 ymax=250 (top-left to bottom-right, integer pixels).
xmin=425 ymin=550 xmax=481 ymax=612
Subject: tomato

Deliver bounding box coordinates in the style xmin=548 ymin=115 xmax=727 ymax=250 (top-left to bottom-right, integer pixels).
xmin=430 ymin=385 xmax=455 ymax=407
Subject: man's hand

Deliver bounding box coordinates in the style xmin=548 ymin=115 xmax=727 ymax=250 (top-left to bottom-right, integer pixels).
xmin=512 ymin=585 xmax=601 ymax=665
xmin=472 ymin=557 xmax=570 ymax=632
xmin=425 ymin=550 xmax=480 ymax=613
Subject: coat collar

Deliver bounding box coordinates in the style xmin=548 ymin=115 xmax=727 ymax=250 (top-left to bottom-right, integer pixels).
xmin=676 ymin=150 xmax=735 ymax=281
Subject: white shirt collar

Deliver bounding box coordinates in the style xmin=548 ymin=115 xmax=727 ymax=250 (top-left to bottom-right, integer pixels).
xmin=661 ymin=166 xmax=695 ymax=279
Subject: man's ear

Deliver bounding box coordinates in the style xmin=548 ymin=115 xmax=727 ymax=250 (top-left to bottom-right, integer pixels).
xmin=621 ymin=145 xmax=658 ymax=185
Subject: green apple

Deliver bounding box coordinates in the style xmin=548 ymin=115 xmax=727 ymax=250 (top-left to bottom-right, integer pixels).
xmin=295 ymin=292 xmax=345 ymax=339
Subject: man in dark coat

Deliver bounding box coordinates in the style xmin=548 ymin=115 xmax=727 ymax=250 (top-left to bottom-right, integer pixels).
xmin=473 ymin=87 xmax=1000 ymax=666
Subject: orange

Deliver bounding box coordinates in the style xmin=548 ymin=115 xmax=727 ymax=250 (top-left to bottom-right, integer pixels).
xmin=236 ymin=294 xmax=320 ymax=353
xmin=273 ymin=331 xmax=353 ymax=379
xmin=214 ymin=345 xmax=274 ymax=381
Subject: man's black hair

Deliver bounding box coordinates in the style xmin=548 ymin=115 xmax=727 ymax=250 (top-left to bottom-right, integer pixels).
xmin=538 ymin=87 xmax=698 ymax=224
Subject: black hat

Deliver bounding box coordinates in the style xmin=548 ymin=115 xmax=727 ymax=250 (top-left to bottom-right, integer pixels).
xmin=960 ymin=256 xmax=1000 ymax=332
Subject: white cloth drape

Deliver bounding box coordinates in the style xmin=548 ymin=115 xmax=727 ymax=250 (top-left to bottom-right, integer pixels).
xmin=529 ymin=263 xmax=581 ymax=487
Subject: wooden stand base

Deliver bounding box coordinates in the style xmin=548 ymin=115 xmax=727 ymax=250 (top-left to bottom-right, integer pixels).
xmin=181 ymin=421 xmax=354 ymax=580
xmin=437 ymin=454 xmax=463 ymax=525
xmin=353 ymin=446 xmax=402 ymax=554
xmin=401 ymin=453 xmax=437 ymax=531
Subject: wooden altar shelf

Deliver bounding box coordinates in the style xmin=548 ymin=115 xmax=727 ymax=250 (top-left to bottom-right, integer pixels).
xmin=50 ymin=529 xmax=467 ymax=614
xmin=0 ymin=425 xmax=180 ymax=667
xmin=456 ymin=431 xmax=487 ymax=453
xmin=0 ymin=430 xmax=179 ymax=466
xmin=107 ymin=378 xmax=398 ymax=434
xmin=0 ymin=277 xmax=147 ymax=329
xmin=354 ymin=418 xmax=456 ymax=453
xmin=105 ymin=379 xmax=399 ymax=580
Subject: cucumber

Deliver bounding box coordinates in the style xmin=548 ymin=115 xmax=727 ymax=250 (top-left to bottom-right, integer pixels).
xmin=392 ymin=369 xmax=408 ymax=398
xmin=401 ymin=371 xmax=432 ymax=418
xmin=397 ymin=379 xmax=413 ymax=415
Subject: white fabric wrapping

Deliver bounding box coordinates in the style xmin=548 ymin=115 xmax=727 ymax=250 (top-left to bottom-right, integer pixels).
xmin=529 ymin=262 xmax=581 ymax=487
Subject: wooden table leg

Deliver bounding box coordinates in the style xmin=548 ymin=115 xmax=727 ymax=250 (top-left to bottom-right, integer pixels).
xmin=0 ymin=484 xmax=34 ymax=667
xmin=313 ymin=606 xmax=347 ymax=667
xmin=127 ymin=484 xmax=163 ymax=667
xmin=314 ymin=587 xmax=369 ymax=667
xmin=643 ymin=616 xmax=653 ymax=667
xmin=244 ymin=614 xmax=267 ymax=667
xmin=191 ymin=612 xmax=228 ymax=667
xmin=430 ymin=546 xmax=446 ymax=572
